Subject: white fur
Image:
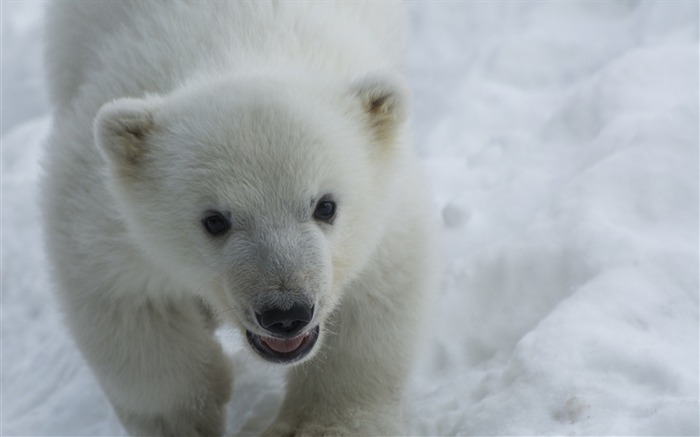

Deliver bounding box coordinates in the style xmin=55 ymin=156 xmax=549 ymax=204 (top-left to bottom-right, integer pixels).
xmin=41 ymin=1 xmax=436 ymax=436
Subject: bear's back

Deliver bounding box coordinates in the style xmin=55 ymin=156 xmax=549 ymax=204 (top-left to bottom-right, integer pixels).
xmin=45 ymin=1 xmax=406 ymax=109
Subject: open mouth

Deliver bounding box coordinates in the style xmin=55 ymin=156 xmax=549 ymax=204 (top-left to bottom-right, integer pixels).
xmin=245 ymin=325 xmax=320 ymax=364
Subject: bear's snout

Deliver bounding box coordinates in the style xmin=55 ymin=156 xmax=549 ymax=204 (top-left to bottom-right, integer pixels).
xmin=246 ymin=301 xmax=320 ymax=364
xmin=255 ymin=303 xmax=314 ymax=338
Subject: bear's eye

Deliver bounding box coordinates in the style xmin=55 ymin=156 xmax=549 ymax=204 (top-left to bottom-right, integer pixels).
xmin=313 ymin=196 xmax=337 ymax=224
xmin=202 ymin=211 xmax=231 ymax=236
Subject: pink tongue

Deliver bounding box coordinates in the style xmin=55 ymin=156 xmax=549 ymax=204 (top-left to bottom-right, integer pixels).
xmin=262 ymin=335 xmax=305 ymax=353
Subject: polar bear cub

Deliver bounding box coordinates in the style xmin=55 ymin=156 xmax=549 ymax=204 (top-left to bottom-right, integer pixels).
xmin=41 ymin=1 xmax=436 ymax=435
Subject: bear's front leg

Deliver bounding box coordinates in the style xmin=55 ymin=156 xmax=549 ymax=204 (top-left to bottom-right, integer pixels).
xmin=65 ymin=294 xmax=232 ymax=436
xmin=263 ymin=273 xmax=424 ymax=436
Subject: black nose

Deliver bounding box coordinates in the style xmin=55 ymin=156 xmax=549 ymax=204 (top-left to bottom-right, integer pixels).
xmin=255 ymin=304 xmax=314 ymax=338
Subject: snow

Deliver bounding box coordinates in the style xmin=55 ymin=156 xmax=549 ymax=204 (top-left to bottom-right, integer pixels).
xmin=2 ymin=1 xmax=698 ymax=435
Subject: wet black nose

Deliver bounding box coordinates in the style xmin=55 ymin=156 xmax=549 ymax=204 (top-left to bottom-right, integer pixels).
xmin=255 ymin=304 xmax=314 ymax=338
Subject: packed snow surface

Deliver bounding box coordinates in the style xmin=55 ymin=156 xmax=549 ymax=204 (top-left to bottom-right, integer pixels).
xmin=2 ymin=1 xmax=698 ymax=435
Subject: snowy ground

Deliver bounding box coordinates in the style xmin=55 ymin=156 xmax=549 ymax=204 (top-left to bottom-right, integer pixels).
xmin=2 ymin=1 xmax=698 ymax=435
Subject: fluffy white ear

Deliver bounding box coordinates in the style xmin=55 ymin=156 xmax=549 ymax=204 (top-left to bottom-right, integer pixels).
xmin=351 ymin=73 xmax=409 ymax=144
xmin=94 ymin=97 xmax=158 ymax=168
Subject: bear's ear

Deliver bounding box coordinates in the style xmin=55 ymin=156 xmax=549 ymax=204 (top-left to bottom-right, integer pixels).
xmin=94 ymin=97 xmax=159 ymax=168
xmin=350 ymin=74 xmax=409 ymax=144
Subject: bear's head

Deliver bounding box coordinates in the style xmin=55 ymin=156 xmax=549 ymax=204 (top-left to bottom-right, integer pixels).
xmin=94 ymin=73 xmax=408 ymax=364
